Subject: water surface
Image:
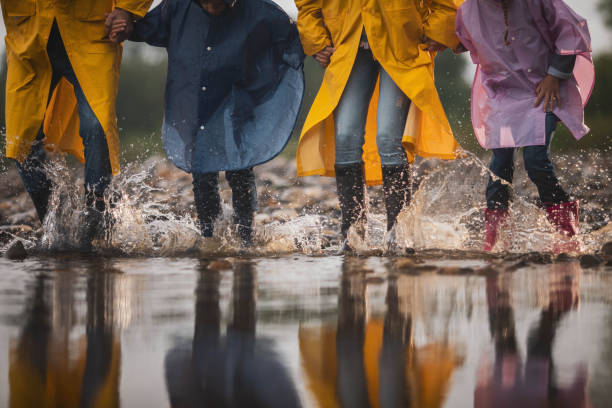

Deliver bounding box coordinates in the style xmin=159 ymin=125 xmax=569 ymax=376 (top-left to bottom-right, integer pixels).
xmin=1 ymin=255 xmax=610 ymax=407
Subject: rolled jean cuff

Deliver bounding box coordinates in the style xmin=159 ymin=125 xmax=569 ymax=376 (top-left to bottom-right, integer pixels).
xmin=378 ymin=152 xmax=408 ymax=166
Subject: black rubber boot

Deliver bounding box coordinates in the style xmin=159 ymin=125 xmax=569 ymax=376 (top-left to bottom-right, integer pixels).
xmin=80 ymin=191 xmax=106 ymax=250
xmin=193 ymin=173 xmax=222 ymax=238
xmin=29 ymin=186 xmax=52 ymax=224
xmin=382 ymin=164 xmax=411 ymax=231
xmin=335 ymin=163 xmax=366 ymax=239
xmin=227 ymin=169 xmax=257 ymax=248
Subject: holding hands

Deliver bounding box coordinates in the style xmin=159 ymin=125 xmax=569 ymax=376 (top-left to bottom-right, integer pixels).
xmin=314 ymin=46 xmax=336 ymax=68
xmin=421 ymin=35 xmax=446 ymax=52
xmin=105 ymin=8 xmax=134 ymax=43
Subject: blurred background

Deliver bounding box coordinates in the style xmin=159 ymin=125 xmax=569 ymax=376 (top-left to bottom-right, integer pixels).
xmin=0 ymin=0 xmax=609 ymax=170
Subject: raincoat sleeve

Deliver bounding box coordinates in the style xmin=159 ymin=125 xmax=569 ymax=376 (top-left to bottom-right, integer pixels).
xmin=423 ymin=0 xmax=462 ymax=50
xmin=130 ymin=0 xmax=173 ymax=48
xmin=454 ymin=7 xmax=479 ymax=64
xmin=116 ymin=0 xmax=154 ymax=18
xmin=268 ymin=9 xmax=305 ymax=69
xmin=539 ymin=0 xmax=591 ymax=55
xmin=295 ymin=0 xmax=331 ymax=56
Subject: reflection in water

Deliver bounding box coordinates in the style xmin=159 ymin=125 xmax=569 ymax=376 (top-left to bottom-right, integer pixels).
xmin=9 ymin=261 xmax=120 ymax=407
xmin=1 ymin=256 xmax=609 ymax=407
xmin=477 ymin=263 xmax=589 ymax=407
xmin=300 ymin=258 xmax=463 ymax=408
xmin=164 ymin=261 xmax=302 ymax=408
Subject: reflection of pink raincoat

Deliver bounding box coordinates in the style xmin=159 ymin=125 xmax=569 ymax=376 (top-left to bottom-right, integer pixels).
xmin=455 ymin=0 xmax=594 ymax=149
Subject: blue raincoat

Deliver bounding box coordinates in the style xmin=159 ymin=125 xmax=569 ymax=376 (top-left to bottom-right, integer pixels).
xmin=131 ymin=0 xmax=305 ymax=173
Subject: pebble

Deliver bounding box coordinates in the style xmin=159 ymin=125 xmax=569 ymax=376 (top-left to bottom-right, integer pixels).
xmin=4 ymin=240 xmax=27 ymax=260
xmin=579 ymin=254 xmax=604 ymax=269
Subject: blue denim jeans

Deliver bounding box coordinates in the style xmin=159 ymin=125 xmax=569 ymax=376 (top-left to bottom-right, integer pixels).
xmin=334 ymin=47 xmax=410 ymax=166
xmin=15 ymin=21 xmax=112 ymax=197
xmin=486 ymin=113 xmax=570 ymax=209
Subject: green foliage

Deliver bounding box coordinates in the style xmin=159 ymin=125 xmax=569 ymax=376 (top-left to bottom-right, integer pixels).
xmin=434 ymin=50 xmax=482 ymax=153
xmin=599 ymin=0 xmax=612 ymax=28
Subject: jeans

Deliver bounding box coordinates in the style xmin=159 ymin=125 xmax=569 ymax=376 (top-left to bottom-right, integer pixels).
xmin=486 ymin=113 xmax=570 ymax=209
xmin=192 ymin=168 xmax=257 ymax=235
xmin=15 ymin=21 xmax=112 ymax=197
xmin=334 ymin=47 xmax=410 ymax=166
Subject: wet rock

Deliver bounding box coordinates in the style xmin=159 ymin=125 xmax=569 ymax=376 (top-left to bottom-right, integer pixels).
xmin=524 ymin=252 xmax=553 ymax=264
xmin=366 ymin=277 xmax=385 ymax=285
xmin=395 ymin=259 xmax=416 ymax=269
xmin=474 ymin=265 xmax=499 ymax=275
xmin=579 ymin=254 xmax=604 ymax=269
xmin=438 ymin=267 xmax=474 ymax=275
xmin=601 ymin=242 xmax=612 ymax=258
xmin=4 ymin=240 xmax=27 ymax=260
xmin=555 ymin=252 xmax=576 ymax=262
xmin=506 ymin=260 xmax=529 ymax=272
xmin=207 ymin=260 xmax=232 ymax=271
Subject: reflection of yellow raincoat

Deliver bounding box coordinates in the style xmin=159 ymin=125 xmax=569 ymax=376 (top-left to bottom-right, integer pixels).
xmin=2 ymin=0 xmax=153 ymax=175
xmin=295 ymin=0 xmax=462 ymax=185
xmin=299 ymin=320 xmax=463 ymax=408
xmin=9 ymin=337 xmax=121 ymax=408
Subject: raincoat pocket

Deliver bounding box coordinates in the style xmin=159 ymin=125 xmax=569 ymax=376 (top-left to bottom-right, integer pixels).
xmin=2 ymin=0 xmax=35 ymax=17
xmin=381 ymin=8 xmax=422 ymax=62
xmin=74 ymin=0 xmax=112 ymax=21
xmin=80 ymin=21 xmax=117 ymax=54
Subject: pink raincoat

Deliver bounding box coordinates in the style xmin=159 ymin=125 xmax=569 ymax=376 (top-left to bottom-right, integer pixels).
xmin=455 ymin=0 xmax=594 ymax=149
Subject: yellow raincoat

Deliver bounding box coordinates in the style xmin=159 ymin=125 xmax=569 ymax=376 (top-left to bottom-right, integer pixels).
xmin=295 ymin=0 xmax=462 ymax=185
xmin=2 ymin=0 xmax=153 ymax=175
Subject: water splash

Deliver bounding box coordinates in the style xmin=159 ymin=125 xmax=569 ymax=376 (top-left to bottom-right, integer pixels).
xmin=18 ymin=150 xmax=611 ymax=257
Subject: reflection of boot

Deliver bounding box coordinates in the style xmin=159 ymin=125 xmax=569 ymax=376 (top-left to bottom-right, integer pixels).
xmin=30 ymin=187 xmax=52 ymax=224
xmin=335 ymin=163 xmax=366 ymax=239
xmin=483 ymin=208 xmax=509 ymax=252
xmin=382 ymin=164 xmax=411 ymax=231
xmin=545 ymin=201 xmax=579 ymax=238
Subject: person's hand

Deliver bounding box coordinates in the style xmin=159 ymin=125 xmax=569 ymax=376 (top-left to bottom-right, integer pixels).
xmin=314 ymin=46 xmax=335 ymax=68
xmin=105 ymin=8 xmax=134 ymax=43
xmin=534 ymin=74 xmax=561 ymax=112
xmin=421 ymin=35 xmax=447 ymax=52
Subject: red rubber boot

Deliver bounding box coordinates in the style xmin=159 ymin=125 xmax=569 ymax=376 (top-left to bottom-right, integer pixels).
xmin=545 ymin=201 xmax=579 ymax=237
xmin=483 ymin=209 xmax=509 ymax=252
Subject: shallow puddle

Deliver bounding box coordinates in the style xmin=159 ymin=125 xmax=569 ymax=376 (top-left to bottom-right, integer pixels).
xmin=0 ymin=255 xmax=610 ymax=407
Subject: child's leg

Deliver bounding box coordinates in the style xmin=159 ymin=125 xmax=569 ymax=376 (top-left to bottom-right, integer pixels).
xmin=226 ymin=168 xmax=257 ymax=244
xmin=483 ymin=148 xmax=514 ymax=251
xmin=524 ymin=114 xmax=577 ymax=239
xmin=376 ymin=67 xmax=411 ymax=231
xmin=486 ymin=148 xmax=515 ymax=210
xmin=522 ymin=114 xmax=570 ymax=206
xmin=192 ymin=172 xmax=222 ymax=237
